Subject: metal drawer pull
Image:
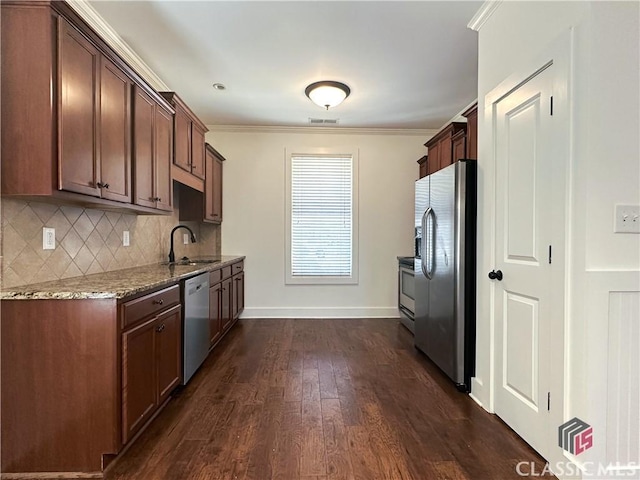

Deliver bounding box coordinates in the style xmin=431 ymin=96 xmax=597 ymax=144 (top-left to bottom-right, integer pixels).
xmin=152 ymin=299 xmax=164 ymax=305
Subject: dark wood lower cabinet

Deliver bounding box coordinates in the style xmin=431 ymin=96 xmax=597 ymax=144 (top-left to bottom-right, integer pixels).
xmin=122 ymin=316 xmax=157 ymax=444
xmin=122 ymin=303 xmax=182 ymax=444
xmin=0 ymin=260 xmax=244 ymax=475
xmin=221 ymin=277 xmax=233 ymax=332
xmin=209 ymin=281 xmax=223 ymax=346
xmin=156 ymin=305 xmax=182 ymax=404
xmin=209 ymin=261 xmax=244 ymax=346
xmin=232 ymin=271 xmax=245 ymax=320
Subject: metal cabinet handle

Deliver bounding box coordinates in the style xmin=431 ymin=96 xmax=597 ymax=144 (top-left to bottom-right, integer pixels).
xmin=97 ymin=182 xmax=109 ymax=189
xmin=152 ymin=299 xmax=164 ymax=305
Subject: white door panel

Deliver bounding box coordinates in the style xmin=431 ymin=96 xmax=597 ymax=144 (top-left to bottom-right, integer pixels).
xmin=493 ymin=64 xmax=560 ymax=458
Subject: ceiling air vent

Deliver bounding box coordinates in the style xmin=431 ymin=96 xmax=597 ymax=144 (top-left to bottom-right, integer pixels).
xmin=309 ymin=118 xmax=339 ymax=126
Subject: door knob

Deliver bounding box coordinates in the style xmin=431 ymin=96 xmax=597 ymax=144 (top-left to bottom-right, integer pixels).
xmin=488 ymin=270 xmax=503 ymax=281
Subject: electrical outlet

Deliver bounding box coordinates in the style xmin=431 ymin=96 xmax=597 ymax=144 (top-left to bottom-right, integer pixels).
xmin=614 ymin=205 xmax=640 ymax=233
xmin=43 ymin=227 xmax=55 ymax=250
xmin=123 ymin=230 xmax=130 ymax=247
xmin=183 ymin=233 xmax=189 ymax=245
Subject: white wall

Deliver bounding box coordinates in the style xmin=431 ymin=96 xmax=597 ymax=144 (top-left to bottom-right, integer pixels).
xmin=206 ymin=128 xmax=427 ymax=318
xmin=473 ymin=2 xmax=640 ymax=478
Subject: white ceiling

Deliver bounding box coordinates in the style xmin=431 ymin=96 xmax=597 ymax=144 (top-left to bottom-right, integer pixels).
xmin=90 ymin=1 xmax=481 ymax=130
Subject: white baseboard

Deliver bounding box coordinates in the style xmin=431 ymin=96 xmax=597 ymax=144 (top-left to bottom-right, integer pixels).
xmin=240 ymin=307 xmax=400 ymax=319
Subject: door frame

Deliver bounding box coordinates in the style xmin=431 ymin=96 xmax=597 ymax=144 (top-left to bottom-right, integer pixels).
xmin=482 ymin=30 xmax=574 ymax=468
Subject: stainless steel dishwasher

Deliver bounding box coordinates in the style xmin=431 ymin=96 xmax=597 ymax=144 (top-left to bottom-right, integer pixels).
xmin=182 ymin=273 xmax=210 ymax=384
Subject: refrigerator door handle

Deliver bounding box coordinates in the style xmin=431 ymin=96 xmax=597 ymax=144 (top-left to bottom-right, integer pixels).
xmin=422 ymin=207 xmax=433 ymax=279
xmin=426 ymin=207 xmax=436 ymax=279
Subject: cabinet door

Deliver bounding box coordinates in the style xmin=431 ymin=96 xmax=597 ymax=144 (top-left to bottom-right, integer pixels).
xmin=427 ymin=142 xmax=440 ymax=175
xmin=209 ymin=282 xmax=222 ymax=346
xmin=212 ymin=156 xmax=223 ymax=221
xmin=419 ymin=161 xmax=427 ymax=179
xmin=204 ymin=149 xmax=223 ymax=223
xmin=439 ymin=136 xmax=453 ymax=170
xmin=452 ymin=134 xmax=466 ymax=163
xmin=221 ymin=278 xmax=232 ymax=331
xmin=154 ymin=104 xmax=174 ymax=212
xmin=100 ymin=57 xmax=131 ymax=203
xmin=191 ymin=124 xmax=205 ymax=179
xmin=122 ymin=316 xmax=157 ymax=444
xmin=232 ymin=272 xmax=245 ymax=320
xmin=58 ymin=19 xmax=100 ymax=197
xmin=465 ymin=108 xmax=478 ymax=160
xmin=156 ymin=305 xmax=182 ymax=405
xmin=132 ymin=86 xmax=155 ymax=209
xmin=173 ymin=105 xmax=191 ymax=172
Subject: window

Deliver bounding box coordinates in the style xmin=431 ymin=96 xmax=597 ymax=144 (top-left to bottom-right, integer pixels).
xmin=285 ymin=149 xmax=359 ymax=284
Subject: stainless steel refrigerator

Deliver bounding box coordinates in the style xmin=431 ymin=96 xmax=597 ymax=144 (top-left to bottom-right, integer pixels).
xmin=414 ymin=160 xmax=476 ymax=391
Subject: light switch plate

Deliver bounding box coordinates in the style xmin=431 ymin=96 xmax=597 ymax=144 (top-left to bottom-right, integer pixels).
xmin=614 ymin=205 xmax=640 ymax=233
xmin=183 ymin=233 xmax=189 ymax=245
xmin=43 ymin=227 xmax=55 ymax=250
xmin=123 ymin=230 xmax=130 ymax=247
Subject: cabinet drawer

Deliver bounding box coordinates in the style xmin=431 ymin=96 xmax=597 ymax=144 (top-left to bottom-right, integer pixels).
xmin=209 ymin=268 xmax=222 ymax=285
xmin=221 ymin=266 xmax=232 ymax=280
xmin=122 ymin=284 xmax=180 ymax=329
xmin=232 ymin=261 xmax=244 ymax=275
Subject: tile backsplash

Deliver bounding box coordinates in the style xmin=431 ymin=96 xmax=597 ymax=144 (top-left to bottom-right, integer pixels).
xmin=1 ymin=193 xmax=221 ymax=289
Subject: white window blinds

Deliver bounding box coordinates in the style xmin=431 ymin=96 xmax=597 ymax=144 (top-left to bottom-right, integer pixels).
xmin=290 ymin=155 xmax=353 ymax=278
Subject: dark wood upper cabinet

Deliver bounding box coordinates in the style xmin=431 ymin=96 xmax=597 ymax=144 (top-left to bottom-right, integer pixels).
xmin=191 ymin=124 xmax=206 ymax=180
xmin=417 ymin=155 xmax=428 ymax=179
xmin=1 ymin=2 xmax=173 ymax=215
xmin=173 ymin=104 xmax=192 ymax=173
xmin=424 ymin=122 xmax=467 ymax=175
xmin=59 ymin=18 xmax=101 ymax=198
xmin=59 ymin=18 xmax=134 ymax=203
xmin=160 ymin=92 xmax=208 ymax=185
xmin=206 ymin=144 xmax=224 ymax=223
xmin=132 ymin=87 xmax=155 ymax=209
xmin=451 ymin=129 xmax=467 ymax=164
xmin=154 ymin=105 xmax=174 ymax=212
xmin=462 ymin=103 xmax=478 ymax=160
xmin=180 ymin=143 xmax=225 ymax=224
xmin=132 ymin=85 xmax=174 ymax=212
xmin=427 ymin=141 xmax=440 ymax=175
xmin=100 ymin=57 xmax=132 ymax=203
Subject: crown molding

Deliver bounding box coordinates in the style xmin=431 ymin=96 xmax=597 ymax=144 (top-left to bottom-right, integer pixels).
xmin=207 ymin=125 xmax=438 ymax=137
xmin=467 ymin=1 xmax=503 ymax=32
xmin=66 ymin=0 xmax=170 ymax=91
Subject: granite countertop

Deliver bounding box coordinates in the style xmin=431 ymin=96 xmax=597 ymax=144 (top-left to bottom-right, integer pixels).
xmin=1 ymin=255 xmax=245 ymax=300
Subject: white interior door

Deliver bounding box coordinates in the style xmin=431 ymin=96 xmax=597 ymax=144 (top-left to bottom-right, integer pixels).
xmin=492 ymin=63 xmax=564 ymax=459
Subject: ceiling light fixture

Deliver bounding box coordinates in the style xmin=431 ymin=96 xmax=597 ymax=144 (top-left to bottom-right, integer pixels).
xmin=212 ymin=83 xmax=226 ymax=91
xmin=305 ymin=81 xmax=350 ymax=110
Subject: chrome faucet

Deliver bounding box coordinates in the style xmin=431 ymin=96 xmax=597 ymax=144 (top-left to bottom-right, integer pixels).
xmin=168 ymin=225 xmax=197 ymax=263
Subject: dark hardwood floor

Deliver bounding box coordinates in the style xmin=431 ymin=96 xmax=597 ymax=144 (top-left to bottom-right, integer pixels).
xmin=106 ymin=319 xmax=549 ymax=480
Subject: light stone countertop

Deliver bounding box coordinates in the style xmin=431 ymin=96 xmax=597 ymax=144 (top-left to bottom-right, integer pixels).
xmin=0 ymin=256 xmax=245 ymax=300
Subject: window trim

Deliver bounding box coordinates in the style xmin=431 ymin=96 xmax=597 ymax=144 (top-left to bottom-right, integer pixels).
xmin=285 ymin=147 xmax=359 ymax=285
